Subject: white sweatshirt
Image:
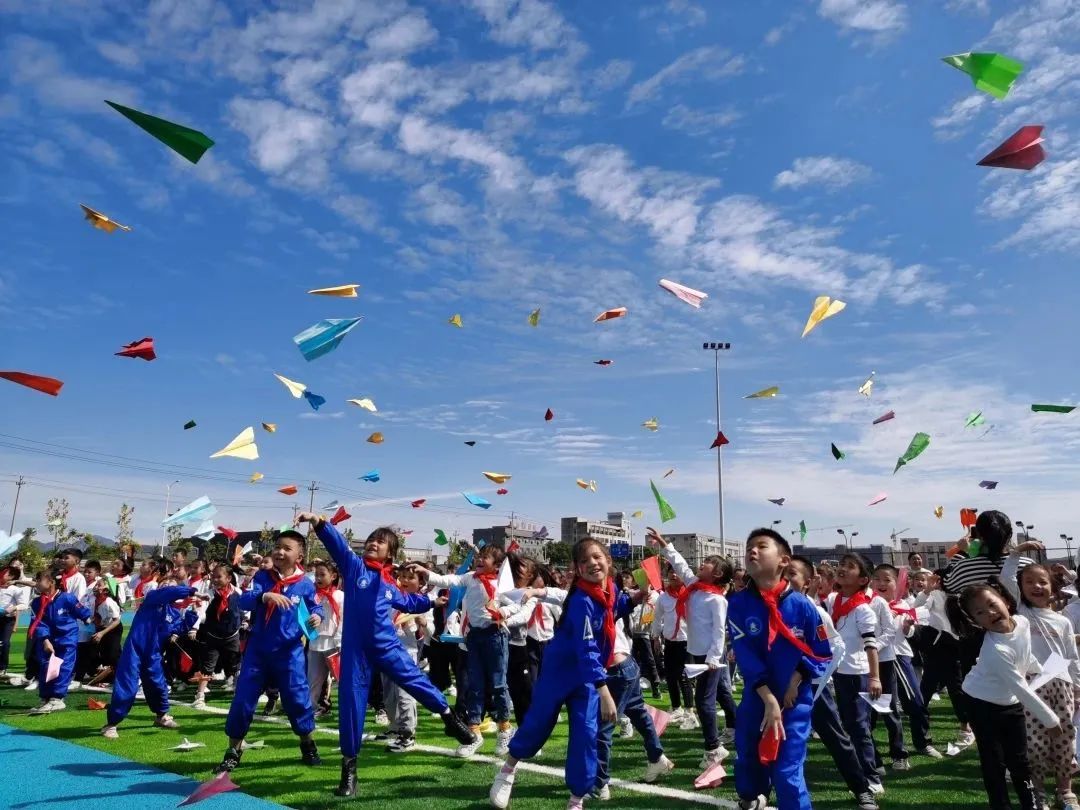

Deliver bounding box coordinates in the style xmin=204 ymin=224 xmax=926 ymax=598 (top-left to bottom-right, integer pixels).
xmin=426 ymin=571 xmax=504 ymax=633
xmin=651 ymin=589 xmax=688 ymax=643
xmin=659 ymin=545 xmax=726 ymax=666
xmin=526 ymin=600 xmax=558 ymax=643
xmin=310 ymin=589 xmax=345 ymax=653
xmin=825 ymin=592 xmax=878 ymax=675
xmin=999 ymin=556 xmax=1080 ymax=686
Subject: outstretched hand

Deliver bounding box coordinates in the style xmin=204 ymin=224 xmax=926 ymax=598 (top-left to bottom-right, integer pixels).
xmin=262 ymin=592 xmax=293 ymax=610
xmin=646 ymin=527 xmax=667 ymax=548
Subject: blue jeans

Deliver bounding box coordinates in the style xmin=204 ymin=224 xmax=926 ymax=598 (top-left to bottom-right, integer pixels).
xmin=812 ymin=683 xmax=870 ymax=795
xmin=833 ymin=672 xmax=881 ymax=783
xmin=691 ymin=654 xmax=736 ymax=750
xmin=596 ymin=656 xmax=664 ymax=789
xmin=465 ymin=625 xmax=512 ymax=725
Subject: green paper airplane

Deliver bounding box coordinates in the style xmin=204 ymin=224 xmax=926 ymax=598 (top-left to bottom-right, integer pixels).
xmin=894 ymin=432 xmax=931 ymax=474
xmin=105 ymin=100 xmax=215 ymax=164
xmin=942 ymin=52 xmax=1023 ymax=100
xmin=434 ymin=529 xmax=448 ymax=546
xmin=799 ymin=520 xmax=806 ymax=543
xmin=649 ymin=480 xmax=676 ymax=523
xmin=965 ymin=411 xmax=985 ymax=428
xmin=831 ymin=443 xmax=845 ymax=461
xmin=1031 ymin=404 xmax=1076 ymax=414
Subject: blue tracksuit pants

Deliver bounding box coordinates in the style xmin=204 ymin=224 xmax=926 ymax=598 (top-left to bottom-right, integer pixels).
xmin=833 ymin=672 xmax=882 ymax=783
xmin=38 ymin=642 xmax=77 ymax=700
xmin=226 ymin=643 xmax=315 ymax=739
xmin=339 ymin=642 xmax=449 ymax=758
xmin=510 ymin=680 xmax=599 ymax=799
xmin=812 ymin=684 xmax=870 ymax=796
xmin=107 ymin=643 xmax=170 ymax=726
xmin=596 ymin=656 xmax=664 ymax=789
xmin=872 ymin=655 xmax=931 ymax=753
xmin=734 ymin=688 xmax=814 ymax=810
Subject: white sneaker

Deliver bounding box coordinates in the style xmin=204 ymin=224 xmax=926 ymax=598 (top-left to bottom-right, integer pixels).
xmin=375 ymin=710 xmax=390 ymax=726
xmin=69 ymin=681 xmax=81 ymax=691
xmin=135 ymin=689 xmax=145 ymax=700
xmin=918 ymin=745 xmax=944 ymax=759
xmin=155 ymin=714 xmax=179 ymax=729
xmin=670 ymin=707 xmax=686 ymax=723
xmin=956 ymin=730 xmax=975 ymax=748
xmin=23 ymin=679 xmax=38 ymax=691
xmin=643 ymin=754 xmax=675 ymax=783
xmin=867 ymin=781 xmax=885 ymax=796
xmin=593 ymin=784 xmax=611 ymax=801
xmin=191 ymin=696 xmax=207 ymax=710
xmin=566 ymin=797 xmax=584 ymax=810
xmin=7 ymin=675 xmax=25 ymax=687
xmin=28 ymin=700 xmax=51 ymax=715
xmin=679 ymin=713 xmax=701 ymax=731
xmin=619 ymin=716 xmax=633 ymax=739
xmin=494 ymin=727 xmax=514 ymax=756
xmin=699 ymin=745 xmax=728 ymax=769
xmin=30 ymin=698 xmax=65 ymax=714
xmin=490 ymin=766 xmax=516 ymax=808
xmin=457 ymin=733 xmax=483 ymax=758
xmin=224 ymin=677 xmax=236 ymax=693
xmin=101 ymin=725 xmax=119 ymax=739
xmin=447 ymin=685 xmax=457 ymax=698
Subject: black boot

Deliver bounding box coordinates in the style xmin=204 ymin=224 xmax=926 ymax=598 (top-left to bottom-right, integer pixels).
xmin=300 ymin=738 xmax=322 ymax=766
xmin=336 ymin=756 xmax=357 ymax=797
xmin=214 ymin=746 xmax=242 ymax=774
xmin=651 ymin=683 xmax=662 ymax=700
xmin=441 ymin=709 xmax=477 ymax=745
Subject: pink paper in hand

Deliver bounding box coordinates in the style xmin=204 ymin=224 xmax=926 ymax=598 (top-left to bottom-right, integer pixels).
xmin=45 ymin=654 xmax=62 ymax=683
xmin=178 ymin=772 xmax=240 ymax=807
xmin=694 ymin=760 xmax=726 ymax=789
xmin=644 ymin=703 xmax=670 ymax=736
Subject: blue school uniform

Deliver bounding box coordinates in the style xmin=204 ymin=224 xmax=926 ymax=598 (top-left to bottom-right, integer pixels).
xmin=315 ymin=521 xmax=449 ymax=759
xmin=509 ymin=582 xmax=630 ymax=799
xmin=728 ymin=583 xmax=831 ymax=810
xmin=107 ymin=585 xmax=195 ymax=726
xmin=225 ymin=569 xmax=324 ymax=740
xmin=31 ymin=591 xmax=92 ymax=700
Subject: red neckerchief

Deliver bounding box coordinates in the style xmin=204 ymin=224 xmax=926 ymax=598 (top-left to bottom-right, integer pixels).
xmin=675 ymin=581 xmax=725 ymax=634
xmin=215 ymin=587 xmax=234 ymax=620
xmin=0 ymin=569 xmax=9 ymax=588
xmin=316 ymin=586 xmax=341 ymax=624
xmin=830 ymin=590 xmax=871 ymax=626
xmin=576 ymin=577 xmax=617 ymax=667
xmin=528 ymin=601 xmax=546 ymax=630
xmin=759 ymin=579 xmax=829 ymax=661
xmin=134 ymin=576 xmax=155 ymax=600
xmin=362 ymin=558 xmax=395 ymax=585
xmin=664 ymin=585 xmax=687 ymax=635
xmin=95 ymin=591 xmax=108 ymax=608
xmin=263 ymin=568 xmax=305 ymax=622
xmin=28 ymin=591 xmax=56 ymax=638
xmin=59 ymin=568 xmax=78 ymax=593
xmin=188 ymin=576 xmax=203 ymax=588
xmin=475 ymin=571 xmax=503 ymax=622
xmin=889 ymin=599 xmax=917 ymax=622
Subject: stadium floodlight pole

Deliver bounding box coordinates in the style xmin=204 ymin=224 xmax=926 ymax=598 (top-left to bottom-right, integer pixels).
xmin=160 ymin=479 xmax=179 ymax=557
xmin=837 ymin=528 xmax=849 ymax=550
xmin=702 ymin=342 xmax=731 ymax=540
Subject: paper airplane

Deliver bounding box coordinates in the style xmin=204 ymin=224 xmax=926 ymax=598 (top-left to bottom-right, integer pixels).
xmin=631 ymin=511 xmax=644 ymax=518
xmin=694 ymin=760 xmax=726 ymax=790
xmin=210 ymin=427 xmax=258 ymax=460
xmin=830 ymin=443 xmax=845 ymax=461
xmin=296 ymin=599 xmax=318 ymax=642
xmin=873 ymin=410 xmax=895 ymax=425
xmin=978 ymin=125 xmax=1045 ymax=170
xmin=261 ymin=423 xmax=276 ymax=433
xmin=965 ymin=412 xmax=985 ymax=428
xmin=0 ymin=371 xmax=64 ymax=396
xmin=448 ymin=314 xmax=463 ymax=328
xmin=1032 ymin=404 xmax=1075 ymax=414
xmin=177 ymin=772 xmax=240 ymax=806
xmin=594 ymin=359 xmax=613 ymax=366
xmin=744 ymin=386 xmax=779 ymax=399
xmin=463 ymin=492 xmax=491 ymax=509
xmin=162 ymin=496 xmax=216 ymax=527
xmin=464 ymin=441 xmax=476 ymax=447
xmin=710 ymin=431 xmax=729 ymax=449
xmin=359 ymin=470 xmax=380 ymax=483
xmin=366 ymin=432 xmax=384 ymax=444
xmin=868 ymin=492 xmax=888 ymax=506
xmin=658 ymin=279 xmax=708 ymax=308
xmin=858 ymin=372 xmax=875 ymax=397
xmin=274 ymin=373 xmax=307 ymax=398
xmin=217 ymin=526 xmax=238 ymax=541
xmin=434 ymin=529 xmax=448 ymax=546
xmin=979 ymin=480 xmax=998 ymax=490
xmin=183 ymin=420 xmax=196 ymax=430
xmin=859 ymin=692 xmax=894 ymax=714
xmin=249 ymin=472 xmax=263 ymax=483
xmin=411 ymin=499 xmax=426 ymax=508
xmin=496 ymin=488 xmax=508 ymax=495
xmin=169 ymin=738 xmax=205 ymax=752
xmin=801 ymin=296 xmax=846 ymax=338
xmin=80 ymin=204 xmax=131 ymax=233
xmin=193 ymin=520 xmax=216 ymax=541
xmin=942 ymin=52 xmax=1023 ymax=99
xmin=308 ymin=284 xmax=359 ymax=297
xmin=768 ymin=498 xmax=785 ymax=506
xmin=544 ymin=408 xmax=554 ymax=421
xmin=0 ymin=530 xmax=24 ymax=557
xmin=329 ymin=506 xmax=351 ymax=526
xmin=575 ymin=479 xmax=597 ymax=492
xmin=278 ymin=485 xmax=298 ymax=496
xmin=683 ymin=663 xmax=708 ymax=679
xmin=115 ymin=337 xmax=156 ymax=361
xmin=348 ymin=398 xmax=377 ymax=412
xmin=934 ymin=506 xmax=944 ymax=519
xmin=663 ymin=468 xmax=675 ymax=478
xmin=105 ymin=100 xmax=214 ymax=164
xmin=46 ymin=654 xmax=62 ymax=683
xmin=303 ymin=391 xmax=326 ymax=411
xmin=894 ymin=432 xmax=930 ymax=473
xmin=87 ymin=698 xmax=107 ymax=710
xmin=644 ymin=703 xmax=671 ymax=736
xmin=946 ymin=742 xmax=961 ymax=757
xmin=642 ymin=417 xmax=659 ymax=431
xmin=483 ymin=472 xmax=511 ymax=484
xmin=650 ymin=479 xmax=675 ymax=523
xmin=528 ymin=307 xmax=540 ymax=327
xmin=594 ymin=307 xmax=627 ymax=322
xmin=294 ymin=317 xmax=363 ymax=361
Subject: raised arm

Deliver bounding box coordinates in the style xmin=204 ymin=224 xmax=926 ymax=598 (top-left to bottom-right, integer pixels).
xmin=144 ymin=585 xmax=196 ymax=609
xmin=305 ymin=514 xmax=359 ymax=577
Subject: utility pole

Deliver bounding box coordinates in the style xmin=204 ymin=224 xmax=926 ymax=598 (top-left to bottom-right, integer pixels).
xmin=8 ymin=476 xmax=24 ymax=535
xmin=307 ymin=480 xmax=319 ymax=514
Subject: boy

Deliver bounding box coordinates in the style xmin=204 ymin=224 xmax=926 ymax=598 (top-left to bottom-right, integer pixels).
xmin=726 ymin=529 xmax=832 ymax=810
xmin=192 ymin=564 xmax=242 ymax=709
xmin=382 ymin=565 xmax=433 ymax=752
xmin=111 ymin=558 xmax=132 ymax=607
xmin=215 ymin=529 xmax=324 ymax=773
xmin=56 ymin=548 xmax=87 ymax=600
xmin=88 ymin=576 xmax=123 ymax=684
xmin=101 ymin=581 xmax=195 ymax=737
xmin=28 ymin=570 xmax=92 ymax=714
xmin=74 ymin=560 xmax=103 ymax=684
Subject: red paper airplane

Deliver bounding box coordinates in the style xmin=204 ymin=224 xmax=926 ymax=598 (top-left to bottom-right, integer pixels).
xmin=178 ymin=772 xmax=241 ymax=806
xmin=873 ymin=410 xmax=895 ymax=425
xmin=327 ymin=651 xmax=341 ymax=680
xmin=544 ymin=408 xmax=554 ymax=421
xmin=115 ymin=336 xmax=156 ymax=361
xmin=278 ymin=485 xmax=298 ymax=496
xmin=978 ymin=125 xmax=1045 ymax=170
xmin=87 ymin=698 xmax=107 ymax=710
xmin=330 ymin=506 xmax=351 ymax=525
xmin=496 ymin=488 xmax=508 ymax=495
xmin=0 ymin=371 xmax=64 ymax=396
xmin=594 ymin=359 xmax=613 ymax=366
xmin=217 ymin=526 xmax=237 ymax=541
xmin=710 ymin=431 xmax=730 ymax=449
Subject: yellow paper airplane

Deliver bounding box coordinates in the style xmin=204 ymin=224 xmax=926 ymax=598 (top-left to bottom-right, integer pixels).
xmin=934 ymin=506 xmax=944 ymax=519
xmin=631 ymin=510 xmax=644 ymax=518
xmin=641 ymin=418 xmax=659 ymax=431
xmin=80 ymin=204 xmax=131 ymax=234
xmin=448 ymin=314 xmax=463 ymax=328
xmin=249 ymin=472 xmax=263 ymax=483
xmin=367 ymin=432 xmax=384 ymax=444
xmin=801 ymin=296 xmax=847 ymax=338
xmin=576 ymin=478 xmax=597 ymax=491
xmin=307 ymin=284 xmax=359 ymax=297
xmin=858 ymin=372 xmax=875 ymax=397
xmin=274 ymin=373 xmax=307 ymax=398
xmin=744 ymin=386 xmax=779 ymax=399
xmin=211 ymin=427 xmax=258 ymax=460
xmin=261 ymin=422 xmax=276 ymax=433
xmin=528 ymin=307 xmax=540 ymax=327
xmin=483 ymin=472 xmax=512 ymax=484
xmin=347 ymin=398 xmax=377 ymax=412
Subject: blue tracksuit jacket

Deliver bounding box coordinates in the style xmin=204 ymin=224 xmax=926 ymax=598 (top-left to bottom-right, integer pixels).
xmin=315 ymin=520 xmax=449 ymax=758
xmin=728 ymin=583 xmax=831 ymax=810
xmin=31 ymin=591 xmax=92 ymax=700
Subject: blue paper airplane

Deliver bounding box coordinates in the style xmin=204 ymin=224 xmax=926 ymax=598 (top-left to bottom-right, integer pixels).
xmin=294 ymin=317 xmax=362 ymax=362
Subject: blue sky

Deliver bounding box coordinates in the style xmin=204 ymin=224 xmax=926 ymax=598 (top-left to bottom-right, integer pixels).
xmin=1 ymin=0 xmax=1077 ymax=555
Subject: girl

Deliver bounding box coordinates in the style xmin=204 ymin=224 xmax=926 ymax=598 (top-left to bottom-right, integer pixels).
xmin=89 ymin=576 xmax=123 ymax=683
xmin=192 ymin=565 xmax=242 ymax=708
xmin=1002 ymin=549 xmax=1080 ymax=810
xmin=308 ymin=560 xmax=344 ymax=719
xmin=915 ymin=568 xmax=974 ymax=747
xmin=504 ymin=553 xmax=541 ymax=727
xmin=652 ymin=565 xmax=696 ymax=728
xmin=948 ymin=580 xmax=1063 ymax=810
xmin=489 ymin=538 xmax=621 ymax=810
xmin=815 ymin=563 xmax=837 ymax=605
xmin=27 ymin=569 xmax=92 ymax=714
xmin=653 ymin=534 xmax=737 ymax=766
xmin=525 ymin=566 xmax=559 ymax=692
xmin=627 ymin=574 xmax=662 ymax=700
xmin=826 ymin=553 xmax=884 ymax=795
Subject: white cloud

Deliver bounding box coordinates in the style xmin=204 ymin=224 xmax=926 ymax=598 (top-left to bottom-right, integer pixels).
xmin=817 ymin=0 xmax=907 ymax=33
xmin=662 ymin=104 xmax=741 ymax=136
xmin=96 ymin=41 xmax=141 ymax=68
xmin=981 ymin=158 xmax=1080 ymax=252
xmin=773 ymin=156 xmax=873 ymax=191
xmin=366 ymin=11 xmax=438 ymax=54
xmin=340 ymin=60 xmax=417 ymax=128
xmin=464 ymin=0 xmax=577 ymax=52
xmin=626 ymin=47 xmax=745 ymax=107
xmin=592 ymin=59 xmax=633 ymax=90
xmin=946 ymin=0 xmax=990 ymax=12
xmin=5 ymin=36 xmax=140 ymax=112
xmin=228 ymin=98 xmax=339 ymax=187
xmin=398 ymin=114 xmax=528 ymax=191
xmin=931 ymin=94 xmax=988 ymax=138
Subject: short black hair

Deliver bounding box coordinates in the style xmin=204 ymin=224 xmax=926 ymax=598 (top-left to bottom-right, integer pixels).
xmin=789 ymin=555 xmax=814 ymax=583
xmin=907 ymin=551 xmax=922 ymax=562
xmin=84 ymin=560 xmax=101 ymax=572
xmin=59 ymin=547 xmax=83 ymax=560
xmin=873 ymin=563 xmax=899 ymax=577
xmin=840 ymin=552 xmax=873 ymax=583
xmin=746 ymin=527 xmax=791 ymax=556
xmin=275 ymin=529 xmax=308 ymax=549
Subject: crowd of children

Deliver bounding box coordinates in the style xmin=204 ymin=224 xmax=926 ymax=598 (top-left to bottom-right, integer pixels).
xmin=3 ymin=508 xmax=1080 ymax=810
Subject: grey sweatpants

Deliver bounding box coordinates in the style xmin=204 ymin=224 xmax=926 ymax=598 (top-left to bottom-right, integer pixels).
xmin=382 ymin=646 xmax=418 ymax=737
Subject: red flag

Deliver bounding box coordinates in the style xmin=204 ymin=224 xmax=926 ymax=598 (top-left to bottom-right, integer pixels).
xmin=544 ymin=408 xmax=554 ymax=421
xmin=330 ymin=506 xmax=351 ymax=526
xmin=640 ymin=555 xmax=663 ymax=590
xmin=179 ymin=650 xmax=194 ymax=674
xmin=327 ymin=651 xmax=341 ymax=680
xmin=278 ymin=485 xmax=298 ymax=496
xmin=507 ymin=540 xmax=520 ymax=553
xmin=217 ymin=526 xmax=237 ymax=541
xmin=977 ymin=125 xmax=1045 ymax=170
xmin=0 ymin=371 xmax=64 ymax=396
xmin=115 ymin=337 xmax=156 ymax=361
xmin=178 ymin=772 xmax=241 ymax=807
xmin=710 ymin=431 xmax=729 ymax=449
xmin=961 ymin=507 xmax=978 ymax=528
xmin=411 ymin=499 xmax=426 ymax=508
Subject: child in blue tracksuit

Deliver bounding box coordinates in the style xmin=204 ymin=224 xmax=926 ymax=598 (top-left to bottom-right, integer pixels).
xmin=489 ymin=538 xmax=622 ymax=810
xmin=297 ymin=514 xmax=476 ymax=798
xmin=101 ymin=582 xmax=196 ymax=737
xmin=725 ymin=528 xmax=832 ymax=810
xmin=28 ymin=569 xmax=92 ymax=714
xmin=216 ymin=529 xmax=325 ymax=773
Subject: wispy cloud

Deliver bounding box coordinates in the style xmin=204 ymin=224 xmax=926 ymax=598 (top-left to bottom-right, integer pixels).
xmin=817 ymin=0 xmax=907 ymax=35
xmin=773 ymin=156 xmax=873 ymax=191
xmin=626 ymin=47 xmax=745 ymax=108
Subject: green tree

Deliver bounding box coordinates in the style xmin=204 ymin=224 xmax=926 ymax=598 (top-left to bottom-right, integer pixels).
xmin=45 ymin=498 xmax=70 ymax=550
xmin=80 ymin=531 xmax=108 ymax=561
xmin=545 ymin=541 xmax=572 ymax=567
xmin=115 ymin=503 xmax=135 ymax=548
xmin=205 ymin=536 xmax=229 ymax=564
xmin=306 ymin=527 xmax=329 ymax=565
xmin=258 ymin=522 xmax=274 ymax=556
xmin=447 ymin=537 xmax=469 ymax=568
xmin=167 ymin=526 xmax=191 ymax=559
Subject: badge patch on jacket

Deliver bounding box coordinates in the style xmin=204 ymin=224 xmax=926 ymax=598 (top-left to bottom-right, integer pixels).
xmin=583 ymin=618 xmax=594 ymax=640
xmin=817 ymin=624 xmax=829 ymax=641
xmin=746 ymin=617 xmax=763 ymax=636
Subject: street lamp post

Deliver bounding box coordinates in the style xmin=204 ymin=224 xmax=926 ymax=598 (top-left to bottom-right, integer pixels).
xmin=702 ymin=342 xmax=731 ymax=541
xmin=161 ymin=479 xmax=179 ymax=557
xmin=837 ymin=528 xmax=849 ymax=550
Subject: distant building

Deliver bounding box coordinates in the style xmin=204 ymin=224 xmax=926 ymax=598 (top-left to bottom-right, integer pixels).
xmin=662 ymin=533 xmax=743 ymax=568
xmin=900 ymin=540 xmax=954 ymax=571
xmin=793 ymin=543 xmax=896 ymax=567
xmin=473 ymin=525 xmax=549 ymax=562
xmin=560 ymin=512 xmax=632 ymax=548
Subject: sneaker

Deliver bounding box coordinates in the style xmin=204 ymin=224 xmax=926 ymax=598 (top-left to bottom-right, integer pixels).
xmin=738 ymin=797 xmax=767 ymax=810
xmin=867 ymin=780 xmax=885 ymax=796
xmin=23 ymin=679 xmax=38 ymax=691
xmin=155 ymin=714 xmax=179 ymax=729
xmin=891 ymin=757 xmax=911 ymax=771
xmin=374 ymin=709 xmax=390 ymax=726
xmin=457 ymin=733 xmax=484 ymax=758
xmin=300 ymin=739 xmax=321 ymax=766
xmin=374 ymin=732 xmax=392 ymax=742
xmin=651 ymin=684 xmax=662 ymax=700
xmin=478 ymin=718 xmax=497 ymax=734
xmin=856 ymin=791 xmax=880 ymax=810
xmin=619 ymin=716 xmax=633 ymax=739
xmin=1059 ymin=791 xmax=1080 ymax=810
xmin=590 ymin=784 xmax=610 ymax=801
xmin=447 ymin=685 xmax=457 ymax=698
xmin=215 ymin=746 xmax=243 ymax=773
xmin=28 ymin=700 xmax=51 ymax=715
xmin=101 ymin=725 xmax=119 ymax=740
xmin=917 ymin=745 xmax=944 ymax=759
xmin=495 ymin=727 xmax=515 ymax=756
xmin=699 ymin=745 xmax=728 ymax=769
xmin=7 ymin=675 xmax=25 ymax=687
xmin=670 ymin=707 xmax=686 ymax=723
xmin=313 ymin=706 xmax=330 ymax=719
xmin=224 ymin=677 xmax=236 ymax=693
xmin=69 ymin=680 xmax=81 ymax=691
xmin=388 ymin=735 xmax=416 ymax=753
xmin=490 ymin=765 xmax=516 ymax=808
xmin=135 ymin=689 xmax=145 ymax=700
xmin=643 ymin=754 xmax=675 ymax=783
xmin=679 ymin=713 xmax=701 ymax=731
xmin=566 ymin=797 xmax=585 ymax=810
xmin=955 ymin=730 xmax=975 ymax=748
xmin=262 ymin=695 xmax=278 ymax=716
xmin=191 ymin=696 xmax=207 ymax=710
xmin=442 ymin=710 xmax=478 ymax=745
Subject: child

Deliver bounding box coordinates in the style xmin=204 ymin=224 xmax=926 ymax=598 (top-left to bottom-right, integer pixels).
xmin=192 ymin=564 xmax=242 ymax=709
xmin=724 ymin=529 xmax=832 ymax=810
xmin=1002 ymin=550 xmax=1080 ymax=810
xmin=915 ymin=568 xmax=974 ymax=746
xmin=0 ymin=565 xmax=30 ymax=678
xmin=525 ymin=567 xmax=559 ymax=687
xmin=308 ymin=560 xmax=344 ymax=719
xmin=74 ymin=560 xmax=102 ymax=684
xmin=419 ymin=544 xmax=516 ymax=756
xmin=131 ymin=558 xmax=162 ymax=604
xmin=27 ymin=570 xmax=93 ymax=714
xmin=88 ymin=576 xmax=123 ymax=683
xmin=652 ymin=565 xmax=696 ymax=727
xmin=215 ymin=529 xmax=324 ymax=773
xmin=489 ymin=538 xmax=621 ymax=810
xmin=948 ymin=580 xmax=1063 ymax=810
xmin=382 ymin=565 xmax=434 ymax=751
xmin=111 ymin=558 xmax=132 ymax=607
xmin=653 ymin=533 xmax=737 ymax=765
xmin=56 ymin=548 xmax=87 ymax=600
xmin=504 ymin=554 xmax=541 ymax=727
xmin=826 ymin=553 xmax=884 ymax=795
xmin=101 ymin=582 xmax=195 ymax=737
xmin=299 ymin=515 xmax=475 ymax=798
xmin=629 ymin=582 xmax=662 ymax=700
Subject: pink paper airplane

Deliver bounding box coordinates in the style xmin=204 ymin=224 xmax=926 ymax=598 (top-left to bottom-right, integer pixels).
xmin=45 ymin=653 xmax=62 ymax=682
xmin=694 ymin=759 xmax=726 ymax=789
xmin=178 ymin=772 xmax=241 ymax=806
xmin=978 ymin=125 xmax=1045 ymax=170
xmin=644 ymin=703 xmax=671 ymax=736
xmin=868 ymin=492 xmax=888 ymax=506
xmin=873 ymin=410 xmax=895 ymax=425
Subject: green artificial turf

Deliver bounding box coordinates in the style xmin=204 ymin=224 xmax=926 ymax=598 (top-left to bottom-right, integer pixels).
xmin=1 ymin=632 xmax=992 ymax=809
